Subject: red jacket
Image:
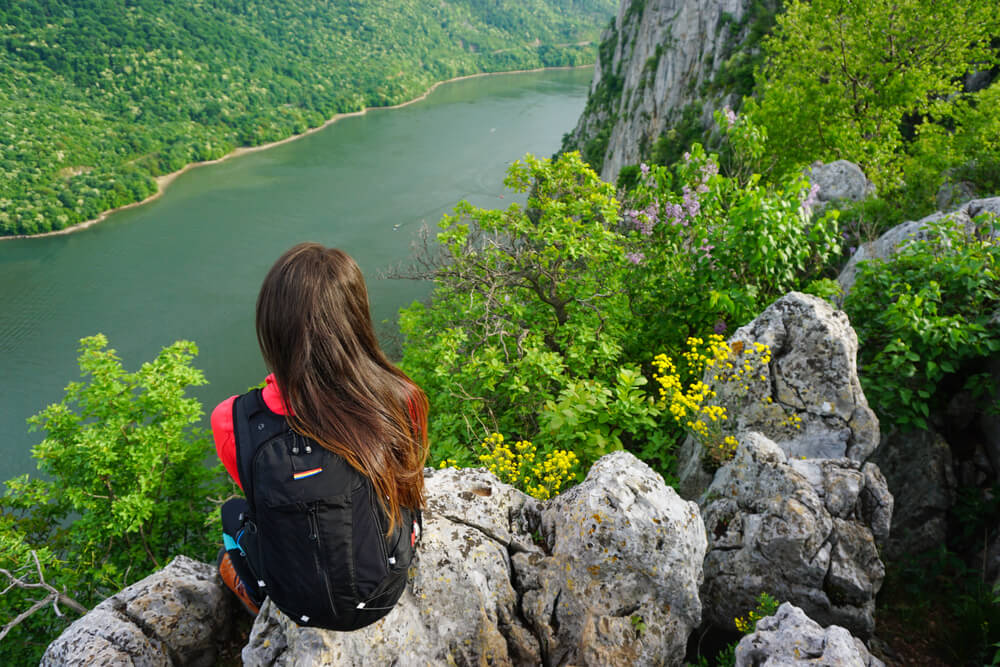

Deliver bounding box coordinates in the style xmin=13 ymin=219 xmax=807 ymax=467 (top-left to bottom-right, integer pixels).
xmin=212 ymin=374 xmax=289 ymax=490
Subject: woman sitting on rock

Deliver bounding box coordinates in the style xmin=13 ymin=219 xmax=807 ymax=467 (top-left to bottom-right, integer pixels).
xmin=212 ymin=243 xmax=428 ymax=630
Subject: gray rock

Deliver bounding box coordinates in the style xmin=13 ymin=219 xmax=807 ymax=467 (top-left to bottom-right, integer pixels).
xmin=42 ymin=555 xmax=232 ymax=667
xmin=700 ymin=433 xmax=889 ymax=638
xmin=871 ymin=428 xmax=956 ymax=559
xmin=966 ymin=196 xmax=1000 ymax=222
xmin=734 ymin=602 xmax=885 ymax=666
xmin=677 ymin=292 xmax=880 ymax=499
xmin=808 ymin=160 xmax=876 ymax=206
xmin=244 ymin=453 xmax=708 ymax=666
xmin=936 ymin=179 xmax=977 ymax=211
xmin=514 ymin=451 xmax=707 ymax=666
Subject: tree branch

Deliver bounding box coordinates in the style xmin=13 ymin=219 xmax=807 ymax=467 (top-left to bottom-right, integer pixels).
xmin=0 ymin=550 xmax=87 ymax=642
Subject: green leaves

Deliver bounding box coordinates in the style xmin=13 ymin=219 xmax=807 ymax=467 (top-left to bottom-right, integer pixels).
xmin=401 ymin=152 xmax=648 ymax=468
xmin=622 ymin=117 xmax=842 ymax=357
xmin=845 ymin=215 xmax=1000 ymax=430
xmin=0 ymin=335 xmax=230 ymax=661
xmin=750 ymin=0 xmax=1000 ymax=193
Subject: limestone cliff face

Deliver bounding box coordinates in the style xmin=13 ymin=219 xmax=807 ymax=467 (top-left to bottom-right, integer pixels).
xmin=566 ymin=0 xmax=773 ymax=182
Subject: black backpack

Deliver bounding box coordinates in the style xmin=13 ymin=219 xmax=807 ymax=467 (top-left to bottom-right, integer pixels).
xmin=232 ymin=388 xmax=419 ymax=631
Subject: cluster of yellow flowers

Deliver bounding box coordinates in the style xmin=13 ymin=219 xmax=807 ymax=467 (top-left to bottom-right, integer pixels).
xmin=653 ymin=336 xmax=778 ymax=468
xmin=708 ymin=339 xmax=773 ymax=393
xmin=784 ymin=413 xmax=803 ymax=430
xmin=437 ymin=458 xmax=459 ymax=469
xmin=734 ymin=592 xmax=780 ymax=634
xmin=477 ymin=433 xmax=579 ymax=500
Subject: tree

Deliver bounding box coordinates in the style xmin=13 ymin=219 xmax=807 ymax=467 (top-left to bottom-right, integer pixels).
xmin=750 ymin=0 xmax=999 ymax=189
xmin=397 ymin=152 xmax=662 ymax=468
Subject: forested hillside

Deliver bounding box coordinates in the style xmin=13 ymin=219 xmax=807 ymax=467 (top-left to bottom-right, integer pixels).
xmin=0 ymin=0 xmax=614 ymax=236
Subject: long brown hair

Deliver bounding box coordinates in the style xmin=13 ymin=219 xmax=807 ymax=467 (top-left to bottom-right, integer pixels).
xmin=256 ymin=243 xmax=429 ymax=531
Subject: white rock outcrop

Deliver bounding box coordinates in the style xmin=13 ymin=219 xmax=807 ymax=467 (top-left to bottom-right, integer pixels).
xmin=837 ymin=196 xmax=1000 ymax=296
xmin=243 ymin=452 xmax=708 ymax=666
xmin=734 ymin=603 xmax=885 ymax=666
xmin=701 ymin=433 xmax=890 ymax=638
xmin=806 ymin=160 xmax=875 ymax=209
xmin=677 ymin=292 xmax=880 ymax=498
xmin=41 ymin=556 xmax=233 ymax=667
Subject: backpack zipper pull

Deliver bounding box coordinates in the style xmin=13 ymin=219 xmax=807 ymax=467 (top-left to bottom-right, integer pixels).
xmin=307 ymin=506 xmax=319 ymax=541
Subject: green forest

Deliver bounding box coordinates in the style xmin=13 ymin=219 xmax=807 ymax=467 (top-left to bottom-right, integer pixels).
xmin=0 ymin=0 xmax=615 ymax=236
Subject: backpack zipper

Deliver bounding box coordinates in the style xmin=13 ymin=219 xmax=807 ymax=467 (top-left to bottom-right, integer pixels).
xmin=368 ymin=487 xmax=390 ymax=568
xmin=307 ymin=504 xmax=340 ymax=618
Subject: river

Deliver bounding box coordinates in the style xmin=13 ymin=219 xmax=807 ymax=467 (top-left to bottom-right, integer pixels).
xmin=0 ymin=67 xmax=593 ymax=481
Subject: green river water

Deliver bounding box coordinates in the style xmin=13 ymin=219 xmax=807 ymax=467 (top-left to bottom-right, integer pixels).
xmin=0 ymin=67 xmax=593 ymax=481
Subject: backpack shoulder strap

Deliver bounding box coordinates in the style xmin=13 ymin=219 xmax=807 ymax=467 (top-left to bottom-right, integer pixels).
xmin=233 ymin=388 xmax=285 ymax=508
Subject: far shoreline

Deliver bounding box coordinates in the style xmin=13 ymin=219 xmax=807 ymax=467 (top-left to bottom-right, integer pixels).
xmin=2 ymin=64 xmax=593 ymax=242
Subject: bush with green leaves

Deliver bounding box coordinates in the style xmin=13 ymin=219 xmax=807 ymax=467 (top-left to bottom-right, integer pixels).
xmin=400 ymin=111 xmax=842 ymax=477
xmin=0 ymin=335 xmax=229 ymax=662
xmin=844 ymin=215 xmax=1000 ymax=430
xmin=749 ymin=0 xmax=999 ymax=192
xmin=399 ymin=151 xmax=665 ymax=470
xmin=620 ymin=110 xmax=841 ymax=358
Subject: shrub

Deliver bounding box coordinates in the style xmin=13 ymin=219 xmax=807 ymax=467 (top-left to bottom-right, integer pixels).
xmin=0 ymin=335 xmax=229 ymax=662
xmin=845 ymin=214 xmax=1000 ymax=430
xmin=621 ymin=111 xmax=840 ymax=358
xmin=398 ymin=152 xmax=662 ymax=469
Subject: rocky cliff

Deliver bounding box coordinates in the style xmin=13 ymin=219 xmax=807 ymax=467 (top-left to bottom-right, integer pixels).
xmin=563 ymin=0 xmax=780 ymax=182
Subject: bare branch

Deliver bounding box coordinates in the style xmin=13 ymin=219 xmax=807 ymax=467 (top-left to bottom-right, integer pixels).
xmin=0 ymin=550 xmax=87 ymax=642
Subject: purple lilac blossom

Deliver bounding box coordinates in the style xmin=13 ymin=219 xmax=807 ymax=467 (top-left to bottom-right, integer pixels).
xmin=682 ymin=186 xmax=701 ymax=220
xmin=714 ymin=319 xmax=727 ymax=335
xmin=625 ymin=251 xmax=646 ymax=265
xmin=663 ymin=201 xmax=686 ymax=226
xmin=697 ymin=238 xmax=715 ymax=258
xmin=723 ymin=106 xmax=737 ymax=128
xmin=700 ymin=160 xmax=719 ymax=181
xmin=640 ymin=162 xmax=650 ymax=176
xmin=800 ymin=183 xmax=821 ymax=218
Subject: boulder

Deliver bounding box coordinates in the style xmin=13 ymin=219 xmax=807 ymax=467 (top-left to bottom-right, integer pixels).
xmin=513 ymin=451 xmax=707 ymax=666
xmin=870 ymin=428 xmax=956 ymax=559
xmin=677 ymin=292 xmax=880 ymax=499
xmin=41 ymin=555 xmax=233 ymax=667
xmin=734 ymin=602 xmax=885 ymax=666
xmin=807 ymin=160 xmax=875 ymax=208
xmin=700 ymin=433 xmax=890 ymax=638
xmin=243 ymin=452 xmax=708 ymax=666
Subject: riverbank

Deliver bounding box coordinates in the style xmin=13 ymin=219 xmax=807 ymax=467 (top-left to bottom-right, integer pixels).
xmin=2 ymin=64 xmax=592 ymax=242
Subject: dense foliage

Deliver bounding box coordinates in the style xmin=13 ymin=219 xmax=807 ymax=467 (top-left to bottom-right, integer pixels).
xmin=0 ymin=335 xmax=230 ymax=663
xmin=845 ymin=215 xmax=1000 ymax=431
xmin=0 ymin=0 xmax=614 ymax=236
xmin=749 ymin=0 xmax=999 ymax=200
xmin=399 ymin=112 xmax=840 ymax=477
